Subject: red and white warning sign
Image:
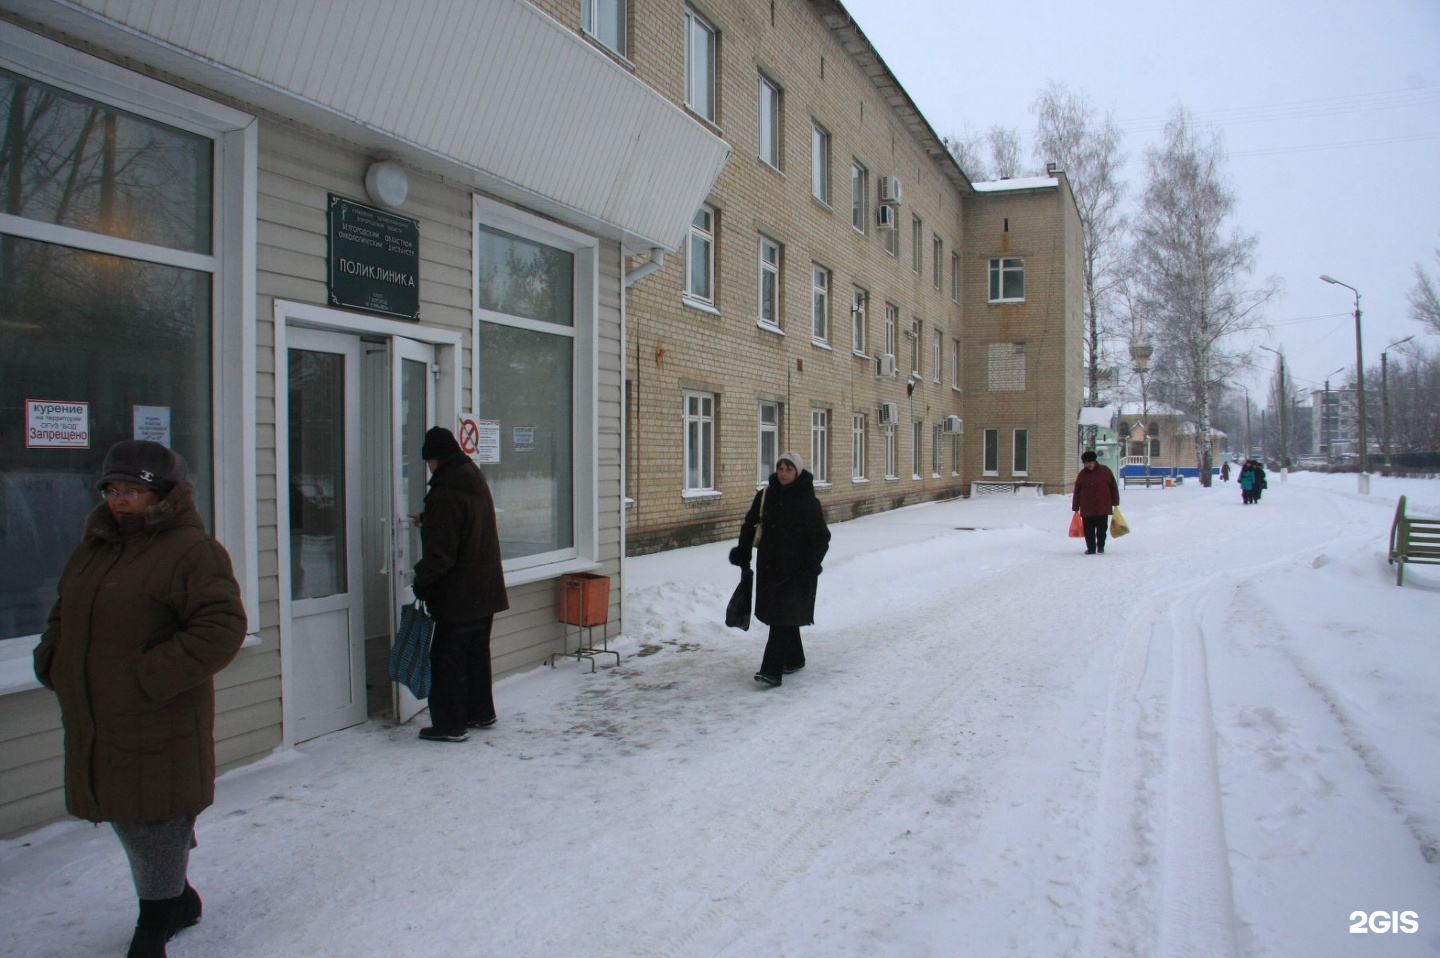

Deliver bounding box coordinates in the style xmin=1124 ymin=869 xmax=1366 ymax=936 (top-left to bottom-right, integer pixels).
xmin=456 ymin=413 xmax=500 ymax=464
xmin=26 ymin=399 xmax=90 ymax=448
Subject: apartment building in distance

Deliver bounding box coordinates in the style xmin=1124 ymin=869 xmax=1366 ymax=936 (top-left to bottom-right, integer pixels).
xmin=535 ymin=0 xmax=1085 ymax=552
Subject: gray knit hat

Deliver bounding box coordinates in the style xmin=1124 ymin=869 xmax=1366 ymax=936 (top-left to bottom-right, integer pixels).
xmin=776 ymin=450 xmax=805 ymax=472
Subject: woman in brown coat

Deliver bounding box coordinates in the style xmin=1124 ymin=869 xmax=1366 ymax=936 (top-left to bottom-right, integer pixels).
xmin=34 ymin=440 xmax=246 ymax=958
xmin=1070 ymin=450 xmax=1121 ymax=555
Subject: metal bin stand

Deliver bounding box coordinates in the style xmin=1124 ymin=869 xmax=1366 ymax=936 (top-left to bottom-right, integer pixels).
xmin=548 ymin=573 xmax=618 ymax=672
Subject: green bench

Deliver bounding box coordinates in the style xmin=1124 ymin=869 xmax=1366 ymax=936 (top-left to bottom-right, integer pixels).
xmin=1388 ymin=495 xmax=1440 ymax=586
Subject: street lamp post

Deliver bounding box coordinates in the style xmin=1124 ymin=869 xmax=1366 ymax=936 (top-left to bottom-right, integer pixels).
xmin=1320 ymin=274 xmax=1367 ymax=476
xmin=1259 ymin=345 xmax=1288 ymax=468
xmin=1382 ymin=335 xmax=1416 ymax=473
xmin=1241 ymin=385 xmax=1252 ymax=458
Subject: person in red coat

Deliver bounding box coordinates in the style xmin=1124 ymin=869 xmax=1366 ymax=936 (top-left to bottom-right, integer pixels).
xmin=1070 ymin=450 xmax=1120 ymax=554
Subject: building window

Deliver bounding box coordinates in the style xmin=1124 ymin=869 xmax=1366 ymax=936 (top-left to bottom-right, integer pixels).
xmin=810 ymin=409 xmax=830 ymax=483
xmin=911 ymin=215 xmax=923 ymax=273
xmin=912 ymin=420 xmax=924 ymax=479
xmin=1150 ymin=438 xmax=1162 ymax=457
xmin=811 ymin=123 xmax=830 ymax=204
xmin=758 ymin=73 xmax=780 ymax=169
xmin=884 ymin=303 xmax=898 ymax=360
xmin=476 ymin=204 xmax=601 ymax=569
xmin=582 ymin=0 xmax=627 ymax=57
xmin=758 ymin=235 xmax=780 ymax=328
xmin=932 ymin=328 xmax=944 ymax=382
xmin=0 ymin=54 xmax=249 ymax=641
xmin=684 ymin=8 xmax=717 ymax=123
xmin=884 ymin=425 xmax=898 ymax=479
xmin=684 ymin=391 xmax=716 ymax=492
xmin=884 ymin=213 xmax=899 ymax=257
xmin=851 ymin=161 xmax=867 ymax=232
xmin=852 ymin=287 xmax=867 ymax=355
xmin=1013 ymin=428 xmax=1030 ymax=475
xmin=932 ymin=423 xmax=943 ymax=476
xmin=758 ymin=401 xmax=779 ymax=483
xmin=951 ymin=434 xmax=961 ymax=476
xmin=950 ymin=250 xmax=960 ymax=301
xmin=983 ymin=427 xmax=1000 ymax=475
xmin=950 ymin=338 xmax=961 ymax=388
xmin=988 ymin=257 xmax=1025 ymax=302
xmin=812 ymin=265 xmax=830 ymax=343
xmin=686 ymin=204 xmax=714 ymax=305
xmin=910 ymin=318 xmax=922 ymax=377
xmin=852 ymin=413 xmax=867 ymax=480
xmin=932 ymin=235 xmax=943 ymax=289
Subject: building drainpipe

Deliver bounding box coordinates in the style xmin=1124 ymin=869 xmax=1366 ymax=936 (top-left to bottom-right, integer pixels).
xmin=624 ymin=248 xmax=666 ymax=287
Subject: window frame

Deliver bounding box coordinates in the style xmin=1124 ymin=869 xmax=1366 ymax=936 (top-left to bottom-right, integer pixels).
xmin=910 ymin=317 xmax=922 ymax=377
xmin=0 ymin=25 xmax=260 ymax=640
xmin=983 ymin=427 xmax=1000 ymax=476
xmin=950 ymin=250 xmax=960 ymax=301
xmin=851 ymin=412 xmax=867 ymax=481
xmin=685 ymin=203 xmax=715 ymax=307
xmin=988 ymin=256 xmax=1026 ymax=303
xmin=810 ymin=408 xmax=829 ymax=484
xmin=911 ymin=215 xmax=923 ymax=274
xmin=581 ymin=0 xmax=628 ymax=58
xmin=851 ymin=286 xmax=867 ymax=356
xmin=1012 ymin=427 xmax=1030 ymax=476
xmin=950 ymin=338 xmax=961 ymax=390
xmin=851 ymin=161 xmax=867 ymax=233
xmin=932 ymin=328 xmax=944 ymax=383
xmin=757 ymin=400 xmax=780 ymax=484
xmin=931 ymin=422 xmax=943 ymax=477
xmin=683 ymin=390 xmax=717 ymax=494
xmin=757 ymin=72 xmax=780 ymax=169
xmin=811 ymin=264 xmax=830 ymax=344
xmin=884 ymin=303 xmax=898 ymax=360
xmin=758 ymin=234 xmax=780 ymax=329
xmin=811 ymin=122 xmax=830 ymax=204
xmin=684 ymin=8 xmax=717 ymax=123
xmin=932 ymin=234 xmax=943 ymax=290
xmin=912 ymin=420 xmax=924 ymax=480
xmin=884 ymin=424 xmax=898 ymax=480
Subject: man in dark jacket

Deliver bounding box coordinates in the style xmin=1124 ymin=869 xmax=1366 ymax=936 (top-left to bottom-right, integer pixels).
xmin=729 ymin=451 xmax=830 ymax=687
xmin=1070 ymin=450 xmax=1120 ymax=555
xmin=36 ymin=439 xmax=246 ymax=957
xmin=411 ymin=427 xmax=509 ymax=742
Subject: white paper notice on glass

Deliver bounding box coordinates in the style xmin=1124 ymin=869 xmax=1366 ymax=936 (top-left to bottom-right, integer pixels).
xmin=512 ymin=426 xmax=534 ymax=453
xmin=476 ymin=419 xmax=501 ymax=464
xmin=133 ymin=406 xmax=172 ymax=446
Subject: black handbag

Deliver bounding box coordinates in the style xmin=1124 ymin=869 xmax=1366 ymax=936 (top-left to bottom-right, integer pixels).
xmin=725 ymin=568 xmax=753 ymax=631
xmin=388 ymin=601 xmax=435 ymax=698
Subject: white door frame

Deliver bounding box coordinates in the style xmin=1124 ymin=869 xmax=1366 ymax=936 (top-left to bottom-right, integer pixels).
xmin=274 ymin=301 xmax=462 ymax=747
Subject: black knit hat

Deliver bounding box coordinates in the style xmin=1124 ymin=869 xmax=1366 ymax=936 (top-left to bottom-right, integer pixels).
xmin=421 ymin=426 xmax=461 ymax=460
xmin=98 ymin=439 xmax=188 ymax=495
xmin=1080 ymin=450 xmax=1098 ymax=462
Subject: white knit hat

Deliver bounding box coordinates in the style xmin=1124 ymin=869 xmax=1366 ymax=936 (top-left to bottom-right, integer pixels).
xmin=776 ymin=450 xmax=805 ymax=472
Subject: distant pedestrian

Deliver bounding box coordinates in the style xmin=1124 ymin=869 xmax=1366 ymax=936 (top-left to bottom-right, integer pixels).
xmin=730 ymin=451 xmax=830 ymax=687
xmin=1252 ymin=460 xmax=1268 ymax=502
xmin=1239 ymin=460 xmax=1259 ymax=504
xmin=34 ymin=440 xmax=247 ymax=958
xmin=1070 ymin=450 xmax=1120 ymax=555
xmin=410 ymin=427 xmax=509 ymax=742
xmin=1220 ymin=461 xmax=1230 ymax=482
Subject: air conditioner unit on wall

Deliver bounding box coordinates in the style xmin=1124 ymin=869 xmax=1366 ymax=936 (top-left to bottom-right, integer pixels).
xmin=876 ymin=353 xmax=896 ymax=378
xmin=942 ymin=415 xmax=963 ymax=435
xmin=878 ymin=402 xmax=900 ymax=425
xmin=877 ymin=204 xmax=897 ymax=230
xmin=879 ymin=175 xmax=903 ymax=205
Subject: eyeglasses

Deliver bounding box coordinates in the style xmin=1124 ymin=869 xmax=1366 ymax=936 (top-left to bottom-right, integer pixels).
xmin=100 ymin=486 xmax=149 ymax=501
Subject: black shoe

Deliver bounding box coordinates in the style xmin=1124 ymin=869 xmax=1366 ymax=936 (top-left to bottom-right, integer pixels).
xmin=127 ymin=926 xmax=168 ymax=958
xmin=418 ymin=726 xmax=469 ymax=742
xmin=467 ymin=717 xmax=497 ymax=729
xmin=1084 ymin=549 xmax=1096 ymax=555
xmin=782 ymin=664 xmax=805 ymax=674
xmin=1097 ymin=546 xmax=1105 ymax=554
xmin=128 ymin=887 xmax=199 ymax=958
xmin=753 ymin=672 xmax=781 ymax=687
xmin=178 ymin=884 xmax=201 ymax=931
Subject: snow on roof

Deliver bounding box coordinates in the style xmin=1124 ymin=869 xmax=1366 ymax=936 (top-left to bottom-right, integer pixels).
xmin=1077 ymin=405 xmax=1116 ymax=428
xmin=1115 ymin=401 xmax=1187 ymax=418
xmin=970 ymin=175 xmax=1059 ymax=192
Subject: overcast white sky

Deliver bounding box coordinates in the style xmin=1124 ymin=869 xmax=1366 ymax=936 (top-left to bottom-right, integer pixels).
xmin=837 ymin=0 xmax=1440 ymax=402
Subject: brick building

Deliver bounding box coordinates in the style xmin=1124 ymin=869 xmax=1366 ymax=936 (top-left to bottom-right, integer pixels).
xmin=542 ymin=0 xmax=1084 ymax=552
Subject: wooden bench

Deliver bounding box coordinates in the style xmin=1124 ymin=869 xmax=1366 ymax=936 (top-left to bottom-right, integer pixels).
xmin=1388 ymin=495 xmax=1440 ymax=586
xmin=1123 ymin=475 xmax=1166 ymax=489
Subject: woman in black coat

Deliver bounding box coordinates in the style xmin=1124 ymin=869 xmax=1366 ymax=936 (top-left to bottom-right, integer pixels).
xmin=729 ymin=451 xmax=830 ymax=687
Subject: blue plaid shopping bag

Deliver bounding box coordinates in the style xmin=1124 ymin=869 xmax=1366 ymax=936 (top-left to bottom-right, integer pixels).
xmin=388 ymin=601 xmax=435 ymax=698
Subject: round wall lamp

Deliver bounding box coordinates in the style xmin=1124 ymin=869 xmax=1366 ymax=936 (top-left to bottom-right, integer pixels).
xmin=364 ymin=159 xmax=409 ymax=208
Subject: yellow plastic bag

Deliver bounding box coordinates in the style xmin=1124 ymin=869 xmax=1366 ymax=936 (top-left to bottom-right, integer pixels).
xmin=1110 ymin=507 xmax=1131 ymax=538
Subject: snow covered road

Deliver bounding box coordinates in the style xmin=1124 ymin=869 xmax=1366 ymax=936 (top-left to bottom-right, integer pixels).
xmin=3 ymin=473 xmax=1438 ymax=957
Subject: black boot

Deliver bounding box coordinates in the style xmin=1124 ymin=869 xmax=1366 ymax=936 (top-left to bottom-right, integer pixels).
xmin=127 ymin=885 xmax=201 ymax=958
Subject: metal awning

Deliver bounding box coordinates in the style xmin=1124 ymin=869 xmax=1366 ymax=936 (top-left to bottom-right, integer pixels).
xmin=4 ymin=0 xmax=730 ymax=253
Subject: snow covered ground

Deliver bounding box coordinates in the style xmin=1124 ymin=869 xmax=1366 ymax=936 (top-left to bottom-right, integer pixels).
xmin=4 ymin=471 xmax=1439 ymax=958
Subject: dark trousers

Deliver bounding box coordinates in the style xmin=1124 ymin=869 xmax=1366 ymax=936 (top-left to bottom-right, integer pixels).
xmin=1082 ymin=514 xmax=1109 ymax=552
xmin=427 ymin=616 xmax=495 ymax=731
xmin=759 ymin=624 xmax=805 ymax=679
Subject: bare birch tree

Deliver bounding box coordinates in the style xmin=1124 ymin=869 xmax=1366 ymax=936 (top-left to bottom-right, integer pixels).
xmin=987 ymin=126 xmax=1024 ymax=179
xmin=1130 ymin=108 xmax=1277 ymax=486
xmin=1030 ymin=81 xmax=1127 ymax=408
xmin=942 ymin=131 xmax=990 ymax=182
xmin=1409 ymin=249 xmax=1440 ymax=334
